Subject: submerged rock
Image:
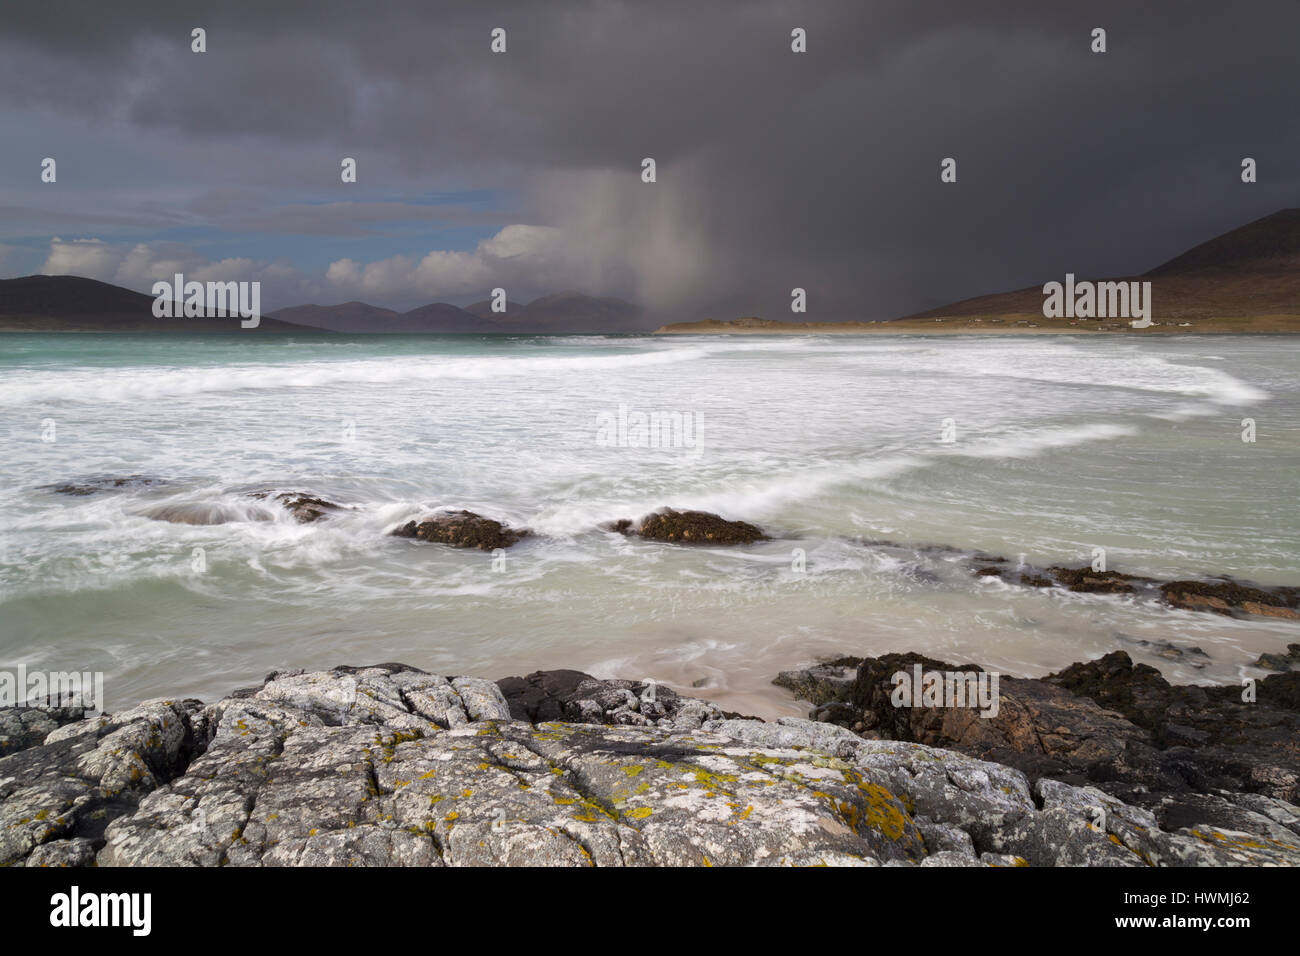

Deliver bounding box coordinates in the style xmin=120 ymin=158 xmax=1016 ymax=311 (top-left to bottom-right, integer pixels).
xmin=391 ymin=510 xmax=531 ymax=549
xmin=1255 ymin=643 xmax=1300 ymax=672
xmin=2 ymin=661 xmax=1296 ymax=866
xmin=247 ymin=491 xmax=345 ymax=523
xmin=141 ymin=502 xmax=272 ymax=525
xmin=42 ymin=475 xmax=169 ymax=496
xmin=610 ymin=508 xmax=767 ymax=545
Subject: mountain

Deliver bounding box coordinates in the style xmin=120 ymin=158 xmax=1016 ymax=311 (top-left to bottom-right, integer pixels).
xmin=465 ymin=291 xmax=648 ymax=332
xmin=1146 ymin=208 xmax=1300 ymax=276
xmin=898 ymin=208 xmax=1300 ymax=325
xmin=0 ymin=275 xmax=322 ymax=333
xmin=0 ymin=277 xmax=650 ymax=334
xmin=269 ymin=300 xmax=499 ymax=333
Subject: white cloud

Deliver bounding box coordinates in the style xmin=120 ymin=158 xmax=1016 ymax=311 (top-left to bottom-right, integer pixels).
xmin=40 ymin=238 xmax=309 ymax=305
xmin=322 ymin=223 xmax=575 ymax=301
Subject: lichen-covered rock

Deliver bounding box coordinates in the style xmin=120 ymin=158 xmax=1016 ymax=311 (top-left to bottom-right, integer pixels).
xmin=5 ymin=662 xmax=1298 ymax=867
xmin=392 ymin=510 xmax=530 ymax=549
xmin=0 ymin=698 xmax=203 ymax=866
xmin=0 ymin=702 xmax=91 ymax=757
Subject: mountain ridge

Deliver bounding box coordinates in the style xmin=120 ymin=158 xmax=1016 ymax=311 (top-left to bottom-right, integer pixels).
xmin=0 ymin=276 xmax=647 ymax=334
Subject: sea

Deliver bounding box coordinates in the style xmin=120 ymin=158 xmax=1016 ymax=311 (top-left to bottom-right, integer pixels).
xmin=1 ymin=332 xmax=1297 ymax=715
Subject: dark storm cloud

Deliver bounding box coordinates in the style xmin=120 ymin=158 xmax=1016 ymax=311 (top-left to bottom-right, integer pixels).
xmin=1 ymin=0 xmax=1296 ymax=316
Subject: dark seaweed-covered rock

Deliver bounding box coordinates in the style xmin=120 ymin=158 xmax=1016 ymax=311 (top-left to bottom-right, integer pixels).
xmin=1161 ymin=579 xmax=1300 ymax=618
xmin=972 ymin=556 xmax=1299 ymax=620
xmin=779 ymin=649 xmax=1300 ymax=821
xmin=611 ymin=508 xmax=767 ymax=545
xmin=392 ymin=510 xmax=530 ymax=549
xmin=1046 ymin=566 xmax=1154 ymax=593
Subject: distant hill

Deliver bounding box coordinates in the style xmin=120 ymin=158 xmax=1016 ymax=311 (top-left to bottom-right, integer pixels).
xmin=0 ymin=275 xmax=322 ymax=333
xmin=899 ymin=208 xmax=1300 ymax=323
xmin=465 ymin=291 xmax=648 ymax=333
xmin=269 ymin=300 xmax=500 ymax=333
xmin=0 ymin=275 xmax=651 ymax=334
xmin=1146 ymin=208 xmax=1300 ymax=277
xmin=657 ymin=209 xmax=1300 ymax=335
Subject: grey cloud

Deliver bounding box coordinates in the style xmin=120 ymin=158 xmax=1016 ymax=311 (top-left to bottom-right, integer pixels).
xmin=227 ymin=201 xmax=513 ymax=236
xmin=2 ymin=0 xmax=1296 ymax=316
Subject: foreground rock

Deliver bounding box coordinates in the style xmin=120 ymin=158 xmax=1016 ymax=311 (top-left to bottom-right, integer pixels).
xmin=3 ymin=662 xmax=1297 ymax=866
xmin=781 ymin=650 xmax=1300 ymax=851
xmin=392 ymin=511 xmax=531 ymax=549
xmin=608 ymin=509 xmax=767 ymax=545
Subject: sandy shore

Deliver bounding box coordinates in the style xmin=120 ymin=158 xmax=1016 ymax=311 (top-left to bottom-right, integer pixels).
xmin=655 ymin=314 xmax=1300 ymax=335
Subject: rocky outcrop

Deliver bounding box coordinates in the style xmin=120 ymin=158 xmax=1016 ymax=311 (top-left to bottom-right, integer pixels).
xmin=779 ymin=651 xmax=1300 ymax=848
xmin=3 ymin=661 xmax=1297 ymax=866
xmin=391 ymin=511 xmax=530 ymax=549
xmin=608 ymin=509 xmax=767 ymax=545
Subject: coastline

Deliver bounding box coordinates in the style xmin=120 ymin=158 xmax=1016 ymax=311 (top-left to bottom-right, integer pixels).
xmin=654 ymin=315 xmax=1300 ymax=335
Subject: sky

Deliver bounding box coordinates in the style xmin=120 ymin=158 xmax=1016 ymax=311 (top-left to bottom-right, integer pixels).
xmin=1 ymin=0 xmax=1296 ymax=317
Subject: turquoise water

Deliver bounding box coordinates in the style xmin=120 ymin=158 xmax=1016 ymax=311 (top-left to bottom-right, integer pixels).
xmin=1 ymin=333 xmax=1297 ymax=714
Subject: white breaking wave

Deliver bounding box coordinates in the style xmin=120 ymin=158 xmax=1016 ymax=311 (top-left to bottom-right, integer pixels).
xmin=0 ymin=345 xmax=730 ymax=405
